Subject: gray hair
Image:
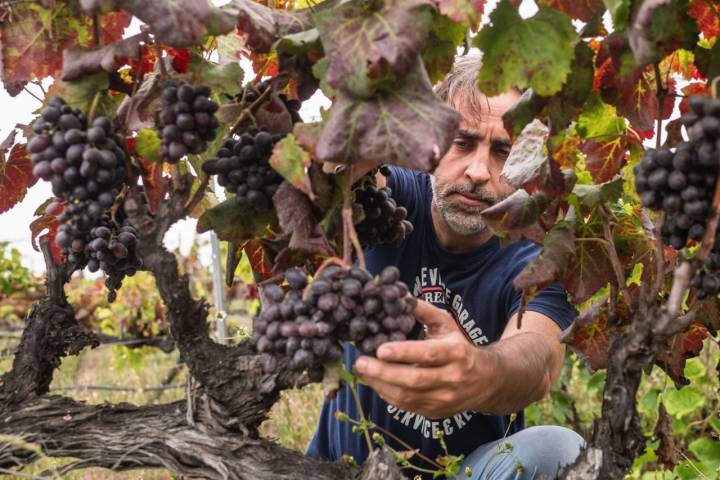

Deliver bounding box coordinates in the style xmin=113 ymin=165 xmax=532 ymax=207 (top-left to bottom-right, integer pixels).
xmin=434 ymin=55 xmax=520 ymax=114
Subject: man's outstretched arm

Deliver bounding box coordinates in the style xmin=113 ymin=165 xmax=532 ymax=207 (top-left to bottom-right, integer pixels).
xmin=354 ymin=300 xmax=565 ymax=419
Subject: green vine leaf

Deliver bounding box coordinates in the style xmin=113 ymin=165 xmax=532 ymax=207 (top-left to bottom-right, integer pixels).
xmin=230 ymin=0 xmax=317 ymax=53
xmin=197 ymin=198 xmax=278 ymax=243
xmin=314 ymin=0 xmax=434 ymax=99
xmin=628 ymin=0 xmax=699 ymax=67
xmin=316 ymin=60 xmax=460 ymax=172
xmin=422 ymin=13 xmax=468 ymax=84
xmin=190 ymin=53 xmax=245 ymax=96
xmin=269 ymin=134 xmax=314 ymax=200
xmin=474 ymin=1 xmax=579 ymax=96
xmin=502 ymin=89 xmax=548 ymax=141
xmin=572 ymin=177 xmax=624 ymax=208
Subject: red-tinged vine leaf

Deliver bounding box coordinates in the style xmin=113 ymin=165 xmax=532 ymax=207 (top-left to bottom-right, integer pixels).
xmin=661 ymin=48 xmax=701 ymax=80
xmin=679 ymin=82 xmax=710 ymax=114
xmin=655 ymin=321 xmax=709 ymax=388
xmin=269 ymin=134 xmax=314 ymax=200
xmin=558 ymin=296 xmax=614 ymax=371
xmin=0 ymin=139 xmax=35 ymax=215
xmin=513 ymin=221 xmax=576 ymax=296
xmin=1 ymin=5 xmax=130 ymax=96
xmin=628 ymin=0 xmax=698 ymax=67
xmin=29 ymin=198 xmax=59 ymax=255
xmin=314 ymin=0 xmax=434 ymax=99
xmin=581 ymin=136 xmax=629 ymax=184
xmin=242 ymin=239 xmax=273 ymax=280
xmin=230 ymin=0 xmax=315 ymax=54
xmin=559 ymin=211 xmax=615 ymax=304
xmin=316 ymin=60 xmax=460 ymax=172
xmin=502 ymin=89 xmax=548 ymax=141
xmin=432 ymin=0 xmax=486 ymax=28
xmin=480 ymin=189 xmax=550 ymax=231
xmin=136 ymin=158 xmax=169 ymax=214
xmin=595 ymin=34 xmax=677 ymax=131
xmin=689 ymin=0 xmax=720 ymax=38
xmin=197 ymin=197 xmax=279 ymax=243
xmin=693 ymin=295 xmax=720 ymax=334
xmin=422 ymin=13 xmax=467 ymax=84
xmin=272 ymin=182 xmax=332 ymax=256
xmin=293 ymin=122 xmax=322 ymax=159
xmin=654 ymin=403 xmax=678 ymax=470
xmin=255 ymin=94 xmax=293 ymax=136
xmin=501 ymin=119 xmax=566 ymax=196
xmin=62 ymin=32 xmax=148 ymax=81
xmin=536 ymin=0 xmax=605 ymax=22
xmin=474 ymin=1 xmax=579 ymax=96
xmin=95 ymin=0 xmax=236 ymax=48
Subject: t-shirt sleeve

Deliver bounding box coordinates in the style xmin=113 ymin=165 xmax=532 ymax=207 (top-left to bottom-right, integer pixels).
xmin=508 ymin=281 xmax=577 ymax=331
xmin=384 ymin=166 xmax=428 ymax=223
xmin=505 ymin=245 xmax=577 ymax=331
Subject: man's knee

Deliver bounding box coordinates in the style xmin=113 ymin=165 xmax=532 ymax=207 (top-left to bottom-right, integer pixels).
xmin=505 ymin=426 xmax=585 ymax=479
xmin=463 ymin=426 xmax=585 ymax=480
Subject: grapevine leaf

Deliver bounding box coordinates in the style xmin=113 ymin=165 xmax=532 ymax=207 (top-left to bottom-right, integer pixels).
xmin=688 ymin=0 xmax=720 ymax=38
xmin=581 ymin=137 xmax=630 ymax=184
xmin=191 ymin=53 xmax=245 ymax=96
xmin=695 ymin=40 xmax=720 ymax=83
xmin=136 ymin=158 xmax=169 ymax=214
xmin=1 ymin=5 xmax=130 ymax=96
xmin=0 ymin=140 xmax=36 ymax=215
xmin=595 ymin=34 xmax=676 ymax=131
xmin=431 ymin=0 xmax=486 ymax=27
xmin=474 ymin=1 xmax=578 ymax=96
xmin=603 ymin=0 xmax=631 ymax=31
xmin=197 ymin=197 xmax=278 ymax=243
xmin=116 ymin=69 xmax=162 ymax=131
xmin=655 ymin=321 xmax=709 ymax=388
xmin=230 ymin=0 xmax=316 ymax=53
xmin=135 ymin=129 xmax=162 ymax=164
xmin=99 ymin=0 xmax=237 ymax=48
xmin=572 ymin=177 xmax=624 ymax=208
xmin=558 ymin=296 xmax=613 ymax=371
xmin=47 ymin=72 xmax=119 ymax=119
xmin=62 ymin=32 xmax=147 ymax=81
xmin=628 ymin=0 xmax=698 ymax=67
xmin=694 ymin=295 xmax=720 ymax=334
xmin=272 ymin=182 xmax=332 ymax=256
xmin=316 ymin=60 xmax=460 ymax=172
xmin=480 ymin=189 xmax=550 ymax=231
xmin=513 ymin=221 xmax=576 ymax=296
xmin=314 ymin=0 xmax=434 ymax=99
xmin=242 ymin=239 xmax=273 ymax=280
xmin=547 ymin=41 xmax=595 ymax=132
xmin=225 ymin=242 xmax=243 ymax=287
xmin=29 ymin=199 xmax=58 ymax=254
xmin=269 ymin=134 xmax=314 ymax=200
xmin=422 ymin=13 xmax=467 ymax=84
xmin=536 ymin=0 xmax=606 ymax=22
xmin=502 ymin=89 xmax=548 ymax=141
xmin=559 ymin=212 xmax=615 ymax=304
xmin=688 ymin=438 xmax=720 ymax=471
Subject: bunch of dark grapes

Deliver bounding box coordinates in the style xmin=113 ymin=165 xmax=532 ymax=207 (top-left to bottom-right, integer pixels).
xmin=158 ymin=81 xmax=219 ymax=163
xmin=354 ymin=172 xmax=413 ymax=248
xmin=253 ymin=265 xmax=417 ymax=372
xmin=29 ymin=97 xmax=129 ymax=264
xmin=692 ymin=238 xmax=720 ymax=299
xmin=635 ymin=96 xmax=720 ymax=250
xmin=86 ymin=219 xmax=142 ymax=302
xmin=202 ymin=129 xmax=284 ymax=209
xmin=241 ymin=79 xmax=303 ymax=124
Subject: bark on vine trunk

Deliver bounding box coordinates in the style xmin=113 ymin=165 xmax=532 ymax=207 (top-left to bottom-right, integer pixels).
xmin=0 ymin=191 xmax=405 ymax=479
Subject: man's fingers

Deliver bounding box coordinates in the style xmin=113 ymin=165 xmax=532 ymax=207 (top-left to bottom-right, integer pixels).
xmin=355 ymin=355 xmax=442 ymax=390
xmin=376 ymin=338 xmax=461 ymax=366
xmin=411 ymin=299 xmax=461 ymax=336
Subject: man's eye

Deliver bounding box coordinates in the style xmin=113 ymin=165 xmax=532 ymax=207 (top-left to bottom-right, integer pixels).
xmin=453 ymin=140 xmax=471 ymax=150
xmin=495 ymin=147 xmax=511 ymax=157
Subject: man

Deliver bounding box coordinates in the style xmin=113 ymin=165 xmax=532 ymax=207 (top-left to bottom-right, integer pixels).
xmin=307 ymin=55 xmax=584 ymax=479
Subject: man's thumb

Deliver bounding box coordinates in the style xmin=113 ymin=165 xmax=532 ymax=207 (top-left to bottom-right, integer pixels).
xmin=411 ymin=298 xmax=460 ymax=336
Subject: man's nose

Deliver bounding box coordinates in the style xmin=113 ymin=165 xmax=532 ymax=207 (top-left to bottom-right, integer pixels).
xmin=464 ymin=148 xmax=492 ymax=185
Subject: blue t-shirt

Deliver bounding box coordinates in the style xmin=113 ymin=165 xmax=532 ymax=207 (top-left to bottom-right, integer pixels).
xmin=306 ymin=167 xmax=577 ymax=476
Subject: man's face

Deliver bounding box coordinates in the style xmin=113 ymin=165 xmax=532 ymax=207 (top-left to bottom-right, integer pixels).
xmin=431 ymin=91 xmax=520 ymax=236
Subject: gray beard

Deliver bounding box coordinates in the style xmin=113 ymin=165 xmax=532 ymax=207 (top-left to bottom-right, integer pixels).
xmin=430 ymin=175 xmax=498 ymax=236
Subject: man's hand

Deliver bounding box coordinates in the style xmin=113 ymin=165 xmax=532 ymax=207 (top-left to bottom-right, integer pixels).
xmin=354 ymin=299 xmax=492 ymax=419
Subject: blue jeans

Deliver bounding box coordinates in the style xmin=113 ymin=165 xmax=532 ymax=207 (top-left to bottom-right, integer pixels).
xmin=458 ymin=426 xmax=585 ymax=480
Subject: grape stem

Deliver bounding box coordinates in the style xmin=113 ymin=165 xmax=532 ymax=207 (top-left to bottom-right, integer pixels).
xmin=348 ymin=377 xmax=375 ymax=455
xmin=92 ymin=14 xmax=101 ymax=48
xmin=226 ymin=77 xmax=283 ymax=141
xmin=653 ymin=62 xmax=665 ymax=150
xmin=155 ymin=43 xmax=168 ymax=79
xmin=88 ymin=91 xmax=102 ymax=124
xmin=183 ymin=173 xmax=209 ymax=217
xmin=342 ymin=167 xmax=365 ymax=269
xmin=599 ymin=205 xmax=631 ymax=311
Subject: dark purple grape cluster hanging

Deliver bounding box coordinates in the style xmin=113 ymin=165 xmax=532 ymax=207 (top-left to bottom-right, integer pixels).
xmin=354 ymin=169 xmax=414 ymax=248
